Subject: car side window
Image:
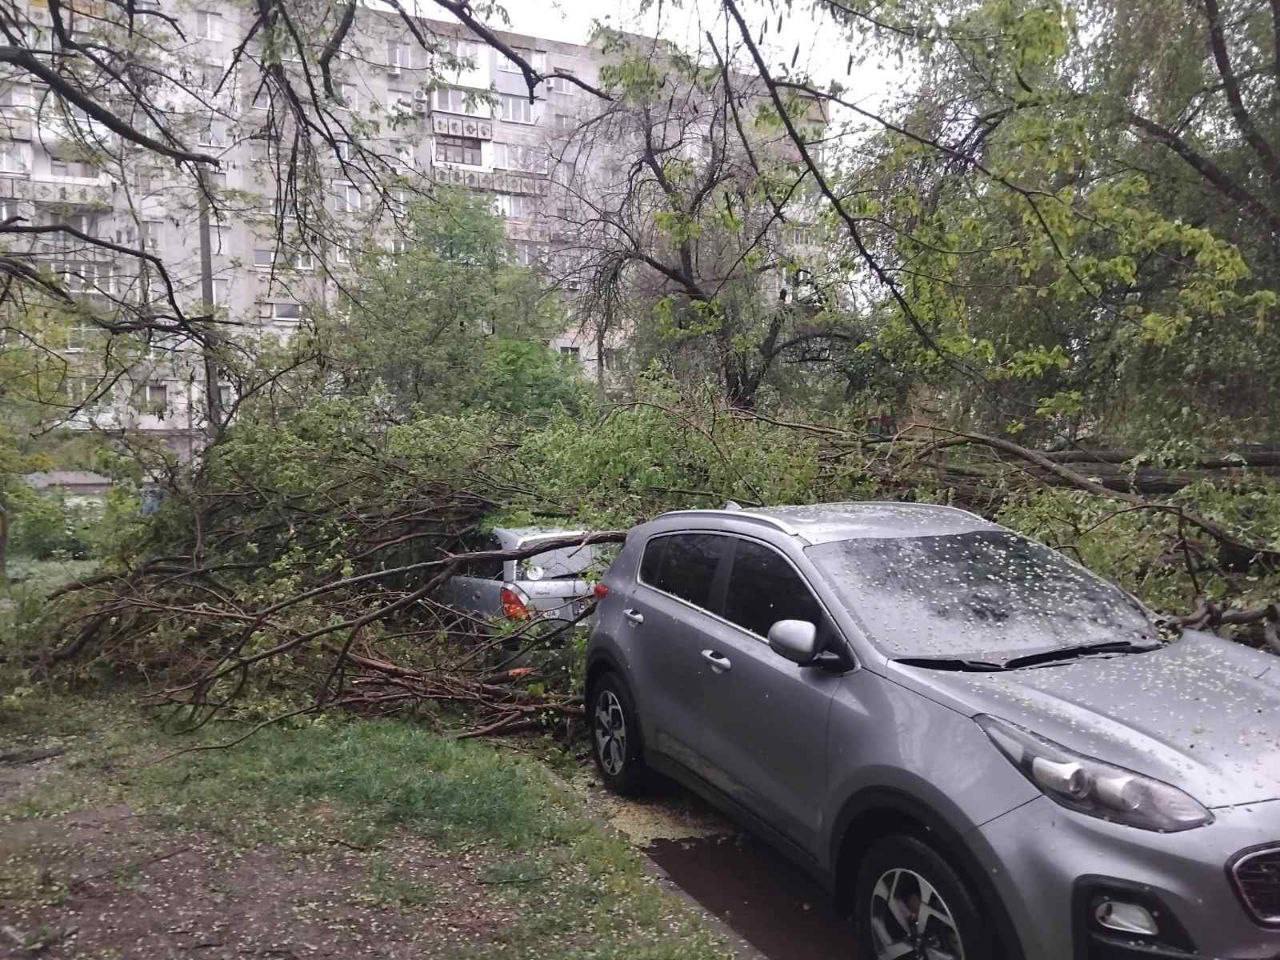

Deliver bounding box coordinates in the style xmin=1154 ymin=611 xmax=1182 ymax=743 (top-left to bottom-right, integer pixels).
xmin=458 ymin=532 xmax=504 ymax=579
xmin=639 ymin=533 xmax=728 ymax=612
xmin=723 ymin=539 xmax=824 ymax=638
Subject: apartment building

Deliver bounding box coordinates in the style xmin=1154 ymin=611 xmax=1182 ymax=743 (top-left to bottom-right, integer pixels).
xmin=0 ymin=1 xmax=616 ymax=457
xmin=0 ymin=2 xmax=825 ymax=458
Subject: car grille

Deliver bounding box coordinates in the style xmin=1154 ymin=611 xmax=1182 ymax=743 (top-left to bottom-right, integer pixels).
xmin=1232 ymin=845 xmax=1280 ymax=924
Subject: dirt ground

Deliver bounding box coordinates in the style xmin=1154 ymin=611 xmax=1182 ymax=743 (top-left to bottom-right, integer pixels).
xmin=0 ymin=757 xmax=518 ymax=959
xmin=2 ymin=744 xmax=851 ymax=960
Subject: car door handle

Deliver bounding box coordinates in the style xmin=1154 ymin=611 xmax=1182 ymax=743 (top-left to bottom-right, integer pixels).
xmin=701 ymin=649 xmax=732 ymax=673
xmin=623 ymin=608 xmax=644 ymax=625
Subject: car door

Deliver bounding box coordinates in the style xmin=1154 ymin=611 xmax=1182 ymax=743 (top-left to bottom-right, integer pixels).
xmin=624 ymin=532 xmax=731 ymax=776
xmin=697 ymin=536 xmax=843 ymax=855
xmin=437 ymin=532 xmax=506 ymax=621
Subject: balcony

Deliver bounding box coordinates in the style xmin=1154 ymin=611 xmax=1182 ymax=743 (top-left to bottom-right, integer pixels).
xmin=431 ymin=113 xmax=493 ymax=140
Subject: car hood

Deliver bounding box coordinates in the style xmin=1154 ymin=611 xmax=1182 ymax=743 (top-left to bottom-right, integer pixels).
xmin=889 ymin=631 xmax=1280 ymax=808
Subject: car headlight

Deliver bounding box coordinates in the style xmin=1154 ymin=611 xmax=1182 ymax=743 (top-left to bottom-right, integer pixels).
xmin=976 ymin=715 xmax=1212 ymax=832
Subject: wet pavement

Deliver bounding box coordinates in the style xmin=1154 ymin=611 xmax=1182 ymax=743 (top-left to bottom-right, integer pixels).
xmin=594 ymin=775 xmax=852 ymax=960
xmin=646 ymin=832 xmax=852 ymax=960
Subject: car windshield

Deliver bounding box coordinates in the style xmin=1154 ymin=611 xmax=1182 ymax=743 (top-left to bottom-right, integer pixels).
xmin=519 ymin=541 xmax=598 ymax=580
xmin=806 ymin=530 xmax=1156 ymax=661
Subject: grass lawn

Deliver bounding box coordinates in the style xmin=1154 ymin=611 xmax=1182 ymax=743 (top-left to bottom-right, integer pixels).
xmin=0 ymin=691 xmax=734 ymax=959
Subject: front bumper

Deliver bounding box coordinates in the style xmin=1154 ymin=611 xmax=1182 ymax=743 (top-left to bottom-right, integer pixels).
xmin=973 ymin=795 xmax=1280 ymax=960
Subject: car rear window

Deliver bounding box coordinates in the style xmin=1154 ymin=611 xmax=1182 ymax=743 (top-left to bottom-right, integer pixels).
xmin=640 ymin=533 xmax=728 ymax=611
xmin=723 ymin=539 xmax=823 ymax=638
xmin=807 ymin=530 xmax=1155 ymax=660
xmin=518 ymin=542 xmax=598 ymax=580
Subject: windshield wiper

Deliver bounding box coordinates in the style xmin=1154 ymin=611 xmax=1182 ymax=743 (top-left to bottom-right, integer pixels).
xmin=893 ymin=656 xmax=1006 ymax=672
xmin=1000 ymin=639 xmax=1159 ymax=670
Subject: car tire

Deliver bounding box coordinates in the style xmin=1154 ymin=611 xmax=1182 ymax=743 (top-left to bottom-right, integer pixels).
xmin=853 ymin=833 xmax=993 ymax=960
xmin=587 ymin=672 xmax=646 ymax=796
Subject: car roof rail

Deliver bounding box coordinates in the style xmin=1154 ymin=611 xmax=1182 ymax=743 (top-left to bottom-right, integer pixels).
xmin=656 ymin=508 xmax=803 ymax=537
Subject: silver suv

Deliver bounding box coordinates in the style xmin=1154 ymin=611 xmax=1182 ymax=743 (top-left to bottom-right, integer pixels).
xmin=585 ymin=502 xmax=1280 ymax=960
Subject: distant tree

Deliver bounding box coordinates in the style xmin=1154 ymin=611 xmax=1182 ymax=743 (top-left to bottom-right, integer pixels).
xmin=707 ymin=0 xmax=1280 ymax=439
xmin=327 ymin=189 xmax=577 ymax=416
xmin=549 ymin=30 xmax=855 ymax=409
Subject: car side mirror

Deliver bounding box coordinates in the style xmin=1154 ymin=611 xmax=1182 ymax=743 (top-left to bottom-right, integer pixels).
xmin=767 ymin=619 xmax=818 ymax=665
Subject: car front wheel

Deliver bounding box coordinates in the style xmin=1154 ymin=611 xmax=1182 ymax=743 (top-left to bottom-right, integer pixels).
xmin=588 ymin=672 xmax=646 ymax=796
xmin=854 ymin=833 xmax=992 ymax=960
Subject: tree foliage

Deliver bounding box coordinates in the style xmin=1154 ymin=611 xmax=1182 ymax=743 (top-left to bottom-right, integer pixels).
xmin=325 ymin=189 xmax=580 ymax=417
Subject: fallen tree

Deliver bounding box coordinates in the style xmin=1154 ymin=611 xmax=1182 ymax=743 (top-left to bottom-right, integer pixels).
xmin=20 ymin=390 xmax=1280 ymax=742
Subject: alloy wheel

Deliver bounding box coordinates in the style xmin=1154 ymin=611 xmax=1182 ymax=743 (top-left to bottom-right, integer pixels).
xmin=869 ymin=867 xmax=967 ymax=960
xmin=594 ymin=689 xmax=627 ymax=776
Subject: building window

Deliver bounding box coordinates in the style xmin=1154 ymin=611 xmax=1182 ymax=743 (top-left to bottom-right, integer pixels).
xmin=211 ymin=278 xmax=230 ymax=305
xmin=493 ymin=193 xmax=536 ymax=219
xmin=447 ymin=37 xmax=481 ymax=66
xmin=136 ymin=381 xmax=169 ymax=416
xmin=218 ymin=383 xmax=232 ymax=409
xmin=391 ymin=142 xmax=414 ymax=173
xmin=335 ymin=139 xmax=354 ymax=162
xmin=387 ymin=40 xmax=411 ymax=73
xmin=558 ymin=345 xmax=580 ymax=358
xmin=287 ymin=249 xmax=314 ymax=271
xmin=192 ymin=61 xmax=223 ymax=93
xmin=498 ymin=47 xmax=545 ymax=74
xmin=498 ymin=94 xmax=536 ymax=124
xmin=338 ymin=82 xmax=359 ymax=110
xmin=0 ymin=143 xmax=29 ymax=174
xmin=66 ymin=212 xmax=98 ymax=236
xmin=334 ymin=182 xmax=362 ymax=213
xmin=431 ymin=86 xmax=487 ymax=117
xmin=62 ymin=376 xmax=96 ymax=407
xmin=258 ymin=300 xmax=304 ymax=322
xmin=66 ymin=321 xmax=98 ymax=351
xmin=513 ymin=241 xmax=545 ymax=267
xmin=388 ymin=87 xmax=416 ymax=116
xmin=332 ymin=243 xmax=351 ymax=265
xmin=545 ymin=70 xmax=576 ymax=94
xmin=194 ymin=10 xmax=221 ymax=40
xmin=49 ymin=154 xmax=97 ymax=179
xmin=0 ymin=82 xmax=30 ymax=108
xmin=492 ymin=142 xmax=549 ymax=174
xmin=197 ymin=117 xmax=226 ymax=146
xmin=56 ymin=259 xmax=113 ymax=293
xmin=434 ymin=134 xmax=482 ymax=166
xmin=253 ymin=248 xmax=274 ymax=268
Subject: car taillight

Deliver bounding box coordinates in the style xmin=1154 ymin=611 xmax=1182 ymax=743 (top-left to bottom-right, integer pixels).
xmin=593 ymin=583 xmax=609 ymax=599
xmin=500 ymin=585 xmax=530 ymax=621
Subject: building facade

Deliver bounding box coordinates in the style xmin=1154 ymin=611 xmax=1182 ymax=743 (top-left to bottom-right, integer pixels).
xmin=0 ymin=1 xmax=617 ymax=457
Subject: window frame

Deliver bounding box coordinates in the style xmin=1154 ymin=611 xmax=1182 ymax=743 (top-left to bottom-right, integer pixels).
xmin=434 ymin=134 xmax=483 ymax=166
xmin=637 ymin=530 xmax=856 ymax=662
xmin=257 ymin=300 xmax=305 ymax=323
xmin=0 ymin=142 xmax=29 ymax=174
xmin=193 ymin=9 xmax=221 ymax=41
xmin=498 ymin=47 xmax=545 ymax=74
xmin=497 ymin=93 xmax=536 ymax=124
xmin=637 ymin=531 xmax=733 ymax=618
xmin=387 ymin=40 xmax=411 ymax=73
xmin=721 ymin=535 xmax=829 ymax=641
